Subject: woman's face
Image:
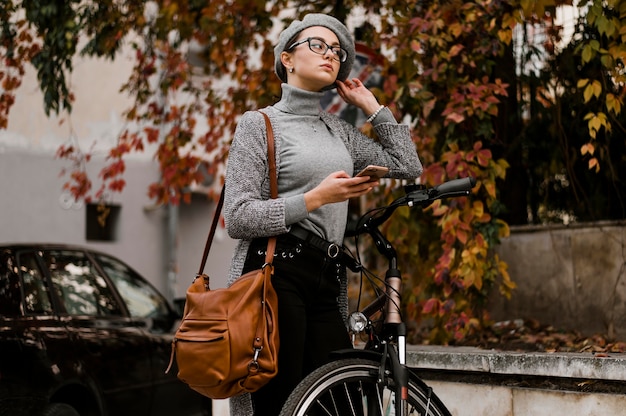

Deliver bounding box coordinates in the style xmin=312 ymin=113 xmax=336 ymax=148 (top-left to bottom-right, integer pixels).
xmin=281 ymin=26 xmax=342 ymax=92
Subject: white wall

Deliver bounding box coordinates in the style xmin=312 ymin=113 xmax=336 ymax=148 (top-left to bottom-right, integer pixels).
xmin=0 ymin=43 xmax=235 ymax=300
xmin=0 ymin=150 xmax=235 ymax=298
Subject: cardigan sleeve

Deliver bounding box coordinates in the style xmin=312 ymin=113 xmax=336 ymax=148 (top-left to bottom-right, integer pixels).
xmin=322 ymin=109 xmax=423 ymax=179
xmin=223 ymin=110 xmax=290 ymax=240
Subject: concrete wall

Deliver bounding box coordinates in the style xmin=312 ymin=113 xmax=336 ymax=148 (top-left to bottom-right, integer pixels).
xmin=429 ymin=378 xmax=626 ymax=416
xmin=490 ymin=222 xmax=626 ymax=339
xmin=409 ymin=345 xmax=626 ymax=416
xmin=0 ymin=151 xmax=236 ymax=299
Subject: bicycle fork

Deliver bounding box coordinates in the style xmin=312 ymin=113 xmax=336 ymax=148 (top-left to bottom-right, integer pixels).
xmin=368 ymin=225 xmax=411 ymax=415
xmin=383 ymin=279 xmax=437 ymax=416
xmin=384 ymin=270 xmax=409 ymax=415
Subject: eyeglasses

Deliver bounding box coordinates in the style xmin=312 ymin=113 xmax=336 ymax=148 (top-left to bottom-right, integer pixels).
xmin=287 ymin=37 xmax=348 ymax=63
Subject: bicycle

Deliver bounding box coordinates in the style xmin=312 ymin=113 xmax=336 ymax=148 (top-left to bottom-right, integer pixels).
xmin=279 ymin=177 xmax=476 ymax=416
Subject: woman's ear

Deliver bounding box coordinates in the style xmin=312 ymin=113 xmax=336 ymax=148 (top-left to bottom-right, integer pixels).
xmin=280 ymin=51 xmax=293 ymax=71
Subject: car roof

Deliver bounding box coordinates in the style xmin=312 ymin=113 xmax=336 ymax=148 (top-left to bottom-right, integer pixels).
xmin=1 ymin=243 xmax=106 ymax=253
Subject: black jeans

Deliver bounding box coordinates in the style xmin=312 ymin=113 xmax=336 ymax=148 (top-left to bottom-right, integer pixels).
xmin=242 ymin=233 xmax=353 ymax=416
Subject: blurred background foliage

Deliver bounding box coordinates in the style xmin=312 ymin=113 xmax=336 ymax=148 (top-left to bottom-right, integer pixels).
xmin=1 ymin=0 xmax=624 ymax=342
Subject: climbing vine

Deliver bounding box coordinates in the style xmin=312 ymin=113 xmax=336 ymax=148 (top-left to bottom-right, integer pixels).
xmin=2 ymin=0 xmax=624 ymax=341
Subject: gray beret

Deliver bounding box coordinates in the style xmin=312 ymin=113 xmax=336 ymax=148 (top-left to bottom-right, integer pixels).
xmin=274 ymin=14 xmax=355 ymax=89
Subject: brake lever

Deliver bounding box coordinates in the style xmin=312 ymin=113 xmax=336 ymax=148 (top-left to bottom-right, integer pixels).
xmin=406 ymin=177 xmax=476 ymax=206
xmin=404 ymin=189 xmax=430 ymax=207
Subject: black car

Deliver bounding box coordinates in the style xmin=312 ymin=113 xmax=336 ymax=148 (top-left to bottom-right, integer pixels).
xmin=0 ymin=244 xmax=211 ymax=416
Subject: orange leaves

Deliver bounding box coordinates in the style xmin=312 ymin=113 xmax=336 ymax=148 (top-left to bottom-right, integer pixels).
xmin=496 ymin=255 xmax=516 ymax=298
xmin=467 ymin=141 xmax=492 ymax=167
xmin=429 ymin=200 xmax=448 ymax=217
xmin=468 ymin=200 xmax=491 ymax=224
xmin=65 ymin=170 xmax=92 ymax=201
xmin=402 ymin=0 xmax=511 ymax=132
xmin=101 ymin=159 xmax=126 ymax=179
xmin=442 ymin=78 xmax=509 ymax=126
xmin=0 ymin=18 xmax=41 ymax=130
xmin=422 ymin=298 xmax=459 ymax=319
xmin=580 ymin=111 xmax=607 ymax=173
xmin=422 ymin=298 xmax=441 ymax=315
xmin=405 ymin=132 xmax=512 ymax=343
xmin=495 ymin=219 xmax=511 ymax=239
xmin=144 ymin=127 xmax=160 ymax=144
xmin=7 ymin=0 xmax=277 ymax=206
xmin=448 ymin=44 xmax=465 ymax=58
xmin=376 ymin=0 xmax=546 ymax=344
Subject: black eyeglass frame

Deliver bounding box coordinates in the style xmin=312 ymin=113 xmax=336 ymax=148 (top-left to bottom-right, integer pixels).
xmin=286 ymin=37 xmax=348 ymax=63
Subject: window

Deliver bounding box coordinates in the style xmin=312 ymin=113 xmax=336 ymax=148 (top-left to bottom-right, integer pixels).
xmin=95 ymin=253 xmax=169 ymax=319
xmin=43 ymin=250 xmax=122 ymax=316
xmin=18 ymin=252 xmax=53 ymax=315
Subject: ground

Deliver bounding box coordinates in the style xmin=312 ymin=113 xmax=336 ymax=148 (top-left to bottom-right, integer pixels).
xmin=454 ymin=318 xmax=626 ymax=354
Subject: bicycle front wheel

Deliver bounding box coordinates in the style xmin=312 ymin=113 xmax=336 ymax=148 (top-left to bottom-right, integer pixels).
xmin=279 ymin=357 xmax=451 ymax=416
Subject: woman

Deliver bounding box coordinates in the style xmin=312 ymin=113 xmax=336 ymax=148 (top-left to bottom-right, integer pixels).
xmin=223 ymin=13 xmax=423 ymax=415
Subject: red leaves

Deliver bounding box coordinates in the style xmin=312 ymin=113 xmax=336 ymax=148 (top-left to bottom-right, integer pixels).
xmin=144 ymin=127 xmax=160 ymax=144
xmin=0 ymin=20 xmax=41 ymax=130
xmin=401 ymin=136 xmax=512 ymax=344
xmin=441 ymin=79 xmax=509 ymax=126
xmin=100 ymin=160 xmax=125 ymax=180
xmin=60 ymin=169 xmax=92 ymax=203
xmin=467 ymin=142 xmax=492 ymax=167
xmin=107 ymin=179 xmax=126 ymax=193
xmin=422 ymin=298 xmax=440 ymax=315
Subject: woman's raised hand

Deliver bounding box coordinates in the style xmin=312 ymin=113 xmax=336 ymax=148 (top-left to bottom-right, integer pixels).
xmin=336 ymin=78 xmax=381 ymax=116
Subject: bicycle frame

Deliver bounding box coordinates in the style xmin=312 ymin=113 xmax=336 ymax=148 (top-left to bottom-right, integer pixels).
xmin=344 ymin=177 xmax=476 ymax=416
xmin=355 ymin=220 xmax=411 ymax=415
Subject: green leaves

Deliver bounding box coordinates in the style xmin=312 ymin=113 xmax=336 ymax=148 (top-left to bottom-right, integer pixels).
xmin=3 ymin=0 xmax=625 ymax=342
xmin=576 ymin=0 xmax=626 ymax=173
xmin=21 ymin=0 xmax=82 ymax=115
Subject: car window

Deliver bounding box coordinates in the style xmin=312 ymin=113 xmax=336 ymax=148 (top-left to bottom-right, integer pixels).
xmin=95 ymin=253 xmax=170 ymax=319
xmin=44 ymin=250 xmax=123 ymax=316
xmin=17 ymin=252 xmax=53 ymax=315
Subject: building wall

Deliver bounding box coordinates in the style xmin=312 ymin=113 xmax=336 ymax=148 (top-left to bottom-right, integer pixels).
xmin=490 ymin=222 xmax=626 ymax=339
xmin=0 ymin=45 xmax=235 ymax=301
xmin=0 ymin=150 xmax=235 ymax=298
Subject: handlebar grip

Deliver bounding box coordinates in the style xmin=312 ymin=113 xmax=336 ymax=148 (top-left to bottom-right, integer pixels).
xmin=433 ymin=177 xmax=476 ymax=195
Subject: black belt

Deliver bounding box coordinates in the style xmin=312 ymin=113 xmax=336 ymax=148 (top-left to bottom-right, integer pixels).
xmin=289 ymin=225 xmax=342 ymax=259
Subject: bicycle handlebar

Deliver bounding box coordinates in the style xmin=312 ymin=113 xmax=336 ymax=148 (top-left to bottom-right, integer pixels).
xmin=348 ymin=177 xmax=477 ymax=326
xmin=350 ymin=177 xmax=476 ymax=236
xmin=430 ymin=176 xmax=476 ymax=196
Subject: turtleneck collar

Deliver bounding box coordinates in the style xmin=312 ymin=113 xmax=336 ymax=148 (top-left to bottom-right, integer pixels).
xmin=274 ymin=84 xmax=324 ymax=116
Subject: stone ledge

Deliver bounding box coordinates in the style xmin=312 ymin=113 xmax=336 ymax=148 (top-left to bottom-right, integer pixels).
xmin=406 ymin=345 xmax=626 ymax=382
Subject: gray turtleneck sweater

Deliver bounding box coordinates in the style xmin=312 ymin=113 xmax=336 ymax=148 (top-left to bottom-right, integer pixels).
xmin=223 ymin=83 xmax=422 ymax=416
xmin=274 ymin=85 xmax=357 ymax=243
xmin=224 ymin=83 xmax=421 ymax=247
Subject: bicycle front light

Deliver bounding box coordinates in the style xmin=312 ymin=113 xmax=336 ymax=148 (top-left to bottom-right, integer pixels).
xmin=348 ymin=312 xmax=368 ymax=333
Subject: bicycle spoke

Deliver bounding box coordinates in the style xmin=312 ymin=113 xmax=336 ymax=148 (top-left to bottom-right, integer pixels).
xmin=343 ymin=383 xmax=357 ymax=416
xmin=314 ymin=399 xmax=333 ymax=416
xmin=280 ymin=358 xmax=450 ymax=416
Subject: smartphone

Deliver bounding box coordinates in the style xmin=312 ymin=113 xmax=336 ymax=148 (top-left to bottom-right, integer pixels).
xmin=355 ymin=165 xmax=389 ymax=181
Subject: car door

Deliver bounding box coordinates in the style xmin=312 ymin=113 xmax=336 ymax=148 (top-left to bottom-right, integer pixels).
xmin=0 ymin=249 xmax=81 ymax=415
xmin=92 ymin=252 xmax=211 ymax=416
xmin=42 ymin=248 xmax=153 ymax=415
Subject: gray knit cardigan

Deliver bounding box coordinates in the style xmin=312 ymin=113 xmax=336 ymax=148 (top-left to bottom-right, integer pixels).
xmin=223 ymin=105 xmax=422 ymax=415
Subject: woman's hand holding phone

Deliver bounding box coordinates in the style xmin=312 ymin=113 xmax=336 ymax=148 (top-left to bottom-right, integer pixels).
xmin=304 ymin=169 xmax=386 ymax=212
xmin=355 ymin=165 xmax=389 ymax=182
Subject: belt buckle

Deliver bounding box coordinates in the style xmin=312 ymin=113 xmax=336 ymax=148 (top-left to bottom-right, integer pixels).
xmin=327 ymin=243 xmax=340 ymax=258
